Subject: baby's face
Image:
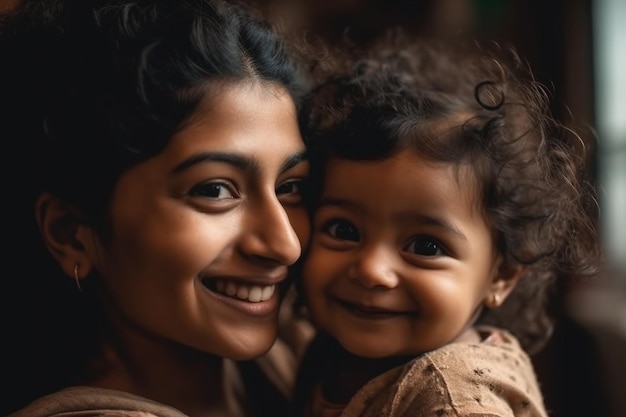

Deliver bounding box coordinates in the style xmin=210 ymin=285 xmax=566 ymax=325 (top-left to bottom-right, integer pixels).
xmin=302 ymin=150 xmax=502 ymax=358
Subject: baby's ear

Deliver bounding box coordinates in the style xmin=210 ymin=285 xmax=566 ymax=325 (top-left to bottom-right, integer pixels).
xmin=35 ymin=193 xmax=96 ymax=284
xmin=484 ymin=262 xmax=525 ymax=309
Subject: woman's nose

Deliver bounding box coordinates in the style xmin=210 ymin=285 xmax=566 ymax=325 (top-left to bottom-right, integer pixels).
xmin=239 ymin=196 xmax=302 ymax=266
xmin=348 ymin=245 xmax=399 ymax=289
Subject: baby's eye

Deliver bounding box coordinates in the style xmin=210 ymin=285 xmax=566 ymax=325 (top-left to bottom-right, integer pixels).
xmin=189 ymin=181 xmax=236 ymax=200
xmin=405 ymin=237 xmax=445 ymax=256
xmin=324 ymin=219 xmax=360 ymax=242
xmin=276 ymin=179 xmax=303 ymax=203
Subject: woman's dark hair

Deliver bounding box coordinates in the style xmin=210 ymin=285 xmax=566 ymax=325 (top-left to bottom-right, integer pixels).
xmin=0 ymin=0 xmax=306 ymax=413
xmin=299 ymin=38 xmax=601 ymax=354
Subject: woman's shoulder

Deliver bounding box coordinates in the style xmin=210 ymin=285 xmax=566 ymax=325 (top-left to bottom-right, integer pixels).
xmin=7 ymin=386 xmax=188 ymax=417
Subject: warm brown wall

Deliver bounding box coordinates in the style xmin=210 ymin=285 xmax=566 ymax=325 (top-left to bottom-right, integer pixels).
xmin=0 ymin=0 xmax=20 ymax=12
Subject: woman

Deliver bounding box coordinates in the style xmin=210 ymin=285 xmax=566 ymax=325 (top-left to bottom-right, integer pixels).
xmin=0 ymin=1 xmax=311 ymax=416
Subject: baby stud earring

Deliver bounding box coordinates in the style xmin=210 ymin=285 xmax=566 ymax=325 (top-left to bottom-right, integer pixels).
xmin=488 ymin=293 xmax=500 ymax=308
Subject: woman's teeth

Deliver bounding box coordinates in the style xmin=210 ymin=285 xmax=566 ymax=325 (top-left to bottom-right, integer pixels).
xmin=214 ymin=280 xmax=275 ymax=303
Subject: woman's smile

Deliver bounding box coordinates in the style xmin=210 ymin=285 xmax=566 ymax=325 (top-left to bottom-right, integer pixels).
xmin=199 ymin=274 xmax=288 ymax=318
xmin=200 ymin=281 xmax=281 ymax=318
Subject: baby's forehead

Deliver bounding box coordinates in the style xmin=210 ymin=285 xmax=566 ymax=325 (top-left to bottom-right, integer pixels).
xmin=321 ymin=149 xmax=490 ymax=226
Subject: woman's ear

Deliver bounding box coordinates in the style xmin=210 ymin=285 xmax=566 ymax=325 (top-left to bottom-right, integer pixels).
xmin=35 ymin=193 xmax=95 ymax=284
xmin=484 ymin=261 xmax=525 ymax=309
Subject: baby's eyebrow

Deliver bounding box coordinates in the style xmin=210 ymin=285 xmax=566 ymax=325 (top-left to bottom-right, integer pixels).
xmin=317 ymin=197 xmax=366 ymax=214
xmin=318 ymin=197 xmax=467 ymax=241
xmin=404 ymin=213 xmax=467 ymax=240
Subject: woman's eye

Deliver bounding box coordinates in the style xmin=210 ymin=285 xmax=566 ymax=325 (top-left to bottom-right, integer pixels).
xmin=324 ymin=219 xmax=360 ymax=242
xmin=189 ymin=182 xmax=236 ymax=200
xmin=405 ymin=237 xmax=445 ymax=256
xmin=276 ymin=179 xmax=303 ymax=202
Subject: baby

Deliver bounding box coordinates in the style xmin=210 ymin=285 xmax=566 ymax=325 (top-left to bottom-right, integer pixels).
xmin=294 ymin=38 xmax=601 ymax=417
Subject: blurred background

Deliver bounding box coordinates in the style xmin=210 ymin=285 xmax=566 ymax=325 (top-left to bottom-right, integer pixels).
xmin=2 ymin=0 xmax=624 ymax=416
xmin=244 ymin=1 xmax=626 ymax=416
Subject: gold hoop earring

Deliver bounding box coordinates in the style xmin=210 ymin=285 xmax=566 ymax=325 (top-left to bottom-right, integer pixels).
xmin=74 ymin=263 xmax=82 ymax=293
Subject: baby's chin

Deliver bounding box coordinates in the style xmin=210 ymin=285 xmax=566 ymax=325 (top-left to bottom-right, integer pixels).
xmin=335 ymin=334 xmax=424 ymax=360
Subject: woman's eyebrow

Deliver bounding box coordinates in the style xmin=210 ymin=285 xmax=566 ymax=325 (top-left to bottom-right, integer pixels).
xmin=172 ymin=149 xmax=307 ymax=175
xmin=172 ymin=151 xmax=258 ymax=175
xmin=280 ymin=150 xmax=308 ymax=172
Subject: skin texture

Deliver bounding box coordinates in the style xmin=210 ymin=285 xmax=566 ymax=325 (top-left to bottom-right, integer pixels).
xmin=303 ymin=149 xmax=515 ymax=359
xmin=39 ymin=83 xmax=309 ymax=411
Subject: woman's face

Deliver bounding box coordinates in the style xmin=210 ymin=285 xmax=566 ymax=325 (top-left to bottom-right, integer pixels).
xmin=88 ymin=83 xmax=309 ymax=360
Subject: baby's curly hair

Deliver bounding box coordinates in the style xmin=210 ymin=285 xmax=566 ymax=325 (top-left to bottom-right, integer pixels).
xmin=299 ymin=38 xmax=602 ymax=354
